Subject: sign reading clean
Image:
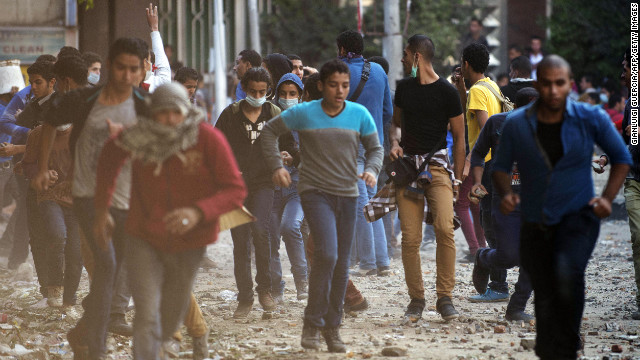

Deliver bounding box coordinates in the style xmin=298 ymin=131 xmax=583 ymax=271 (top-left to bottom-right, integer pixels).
xmin=0 ymin=28 xmax=66 ymax=64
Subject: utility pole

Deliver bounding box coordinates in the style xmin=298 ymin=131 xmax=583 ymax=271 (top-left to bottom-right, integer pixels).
xmin=383 ymin=0 xmax=402 ymax=91
xmin=247 ymin=0 xmax=261 ymax=54
xmin=213 ymin=0 xmax=227 ymax=122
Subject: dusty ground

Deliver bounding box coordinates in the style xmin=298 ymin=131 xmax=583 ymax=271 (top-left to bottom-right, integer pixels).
xmin=0 ymin=171 xmax=639 ymax=359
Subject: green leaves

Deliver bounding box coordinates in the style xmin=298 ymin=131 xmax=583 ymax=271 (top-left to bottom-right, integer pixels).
xmin=546 ymin=0 xmax=630 ymax=84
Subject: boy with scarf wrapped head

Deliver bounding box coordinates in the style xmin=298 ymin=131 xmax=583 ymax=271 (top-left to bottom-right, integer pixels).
xmin=93 ymin=83 xmax=247 ymax=359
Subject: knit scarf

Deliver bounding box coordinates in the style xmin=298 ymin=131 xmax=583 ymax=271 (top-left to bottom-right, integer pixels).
xmin=116 ymin=108 xmax=204 ymax=175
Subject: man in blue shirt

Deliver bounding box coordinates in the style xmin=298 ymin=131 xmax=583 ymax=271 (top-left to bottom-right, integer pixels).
xmin=492 ymin=55 xmax=631 ymax=359
xmin=0 ymin=84 xmax=32 ymax=268
xmin=337 ymin=30 xmax=393 ymax=277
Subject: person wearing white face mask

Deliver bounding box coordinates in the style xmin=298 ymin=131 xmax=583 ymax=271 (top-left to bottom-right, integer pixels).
xmin=216 ymin=67 xmax=280 ymax=318
xmin=16 ymin=54 xmax=88 ymax=308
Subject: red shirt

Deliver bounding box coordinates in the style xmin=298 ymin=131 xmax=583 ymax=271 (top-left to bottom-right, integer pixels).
xmin=95 ymin=122 xmax=247 ymax=253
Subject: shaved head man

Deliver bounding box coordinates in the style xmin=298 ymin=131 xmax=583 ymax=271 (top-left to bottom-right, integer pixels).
xmin=492 ymin=54 xmax=631 ymax=358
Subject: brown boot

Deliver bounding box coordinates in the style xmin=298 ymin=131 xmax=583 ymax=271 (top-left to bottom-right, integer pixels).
xmin=258 ymin=292 xmax=276 ymax=311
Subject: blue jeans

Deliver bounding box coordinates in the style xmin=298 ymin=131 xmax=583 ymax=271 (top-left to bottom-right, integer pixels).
xmin=476 ymin=198 xmax=532 ymax=312
xmin=27 ymin=186 xmax=50 ymax=296
xmin=126 ymin=235 xmax=204 ymax=359
xmin=270 ymin=183 xmax=307 ymax=295
xmin=520 ymin=206 xmax=600 ymax=359
xmin=231 ymin=187 xmax=273 ymax=302
xmin=353 ymin=152 xmax=389 ymax=270
xmin=73 ymin=197 xmax=129 ymax=358
xmin=39 ymin=200 xmax=82 ymax=304
xmin=301 ymin=190 xmax=356 ymax=328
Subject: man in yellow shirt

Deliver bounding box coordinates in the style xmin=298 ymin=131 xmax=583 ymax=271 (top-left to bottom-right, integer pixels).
xmin=453 ymin=42 xmax=506 ymax=302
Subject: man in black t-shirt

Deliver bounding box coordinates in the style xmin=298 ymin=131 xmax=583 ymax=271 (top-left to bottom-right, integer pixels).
xmin=389 ymin=34 xmax=466 ymax=322
xmin=500 ymin=56 xmax=534 ymax=103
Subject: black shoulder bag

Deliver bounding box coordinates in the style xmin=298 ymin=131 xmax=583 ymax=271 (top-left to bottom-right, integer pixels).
xmin=348 ymin=61 xmax=371 ymax=102
xmin=385 ymin=134 xmax=447 ymax=186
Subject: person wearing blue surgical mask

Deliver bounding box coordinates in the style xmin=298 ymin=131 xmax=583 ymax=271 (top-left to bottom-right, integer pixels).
xmin=268 ymin=72 xmax=308 ymax=305
xmin=82 ymin=51 xmax=102 ymax=86
xmin=275 ymin=73 xmax=303 ymax=111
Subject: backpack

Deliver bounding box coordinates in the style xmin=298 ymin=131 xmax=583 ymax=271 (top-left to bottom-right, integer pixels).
xmin=476 ymin=81 xmax=515 ymax=113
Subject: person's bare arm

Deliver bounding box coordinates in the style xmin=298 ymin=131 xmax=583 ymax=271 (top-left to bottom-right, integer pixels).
xmin=474 ymin=110 xmax=489 ymax=129
xmin=389 ymin=105 xmax=403 ymax=160
xmin=493 ymin=170 xmax=519 ymax=214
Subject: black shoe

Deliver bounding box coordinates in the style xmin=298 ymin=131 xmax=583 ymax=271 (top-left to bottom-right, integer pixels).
xmin=505 ymin=310 xmax=534 ymax=322
xmin=404 ymin=298 xmax=425 ymax=323
xmin=632 ymin=311 xmax=640 ymax=320
xmin=344 ymin=297 xmax=369 ymax=313
xmin=377 ymin=266 xmax=391 ymax=276
xmin=436 ymin=296 xmax=459 ymax=321
xmin=321 ymin=327 xmax=347 ymax=353
xmin=107 ymin=314 xmax=133 ymax=337
xmin=472 ymin=250 xmax=490 ymax=294
xmin=301 ymin=324 xmax=321 ymax=350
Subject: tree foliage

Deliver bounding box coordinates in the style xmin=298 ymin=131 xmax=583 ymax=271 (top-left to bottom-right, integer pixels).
xmin=262 ymin=0 xmax=473 ymax=74
xmin=546 ymin=0 xmax=630 ymax=85
xmin=262 ymin=0 xmax=357 ymax=66
xmin=362 ymin=0 xmax=473 ymax=76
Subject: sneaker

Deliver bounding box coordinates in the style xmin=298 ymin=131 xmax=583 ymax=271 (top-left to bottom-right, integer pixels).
xmin=468 ymin=289 xmax=509 ymax=303
xmin=258 ymin=292 xmax=276 ymax=311
xmin=321 ymin=327 xmax=347 ymax=353
xmin=461 ymin=252 xmax=475 ymax=263
xmin=296 ymin=281 xmax=308 ymax=300
xmin=47 ymin=286 xmax=64 ymax=307
xmin=344 ymin=297 xmax=369 ymax=313
xmin=199 ymin=256 xmax=218 ymax=270
xmin=436 ymin=296 xmax=459 ymax=320
xmin=377 ymin=266 xmax=391 ymax=276
xmin=107 ymin=314 xmax=133 ymax=336
xmin=472 ymin=251 xmax=490 ymax=294
xmin=233 ymin=301 xmax=253 ymax=318
xmin=192 ymin=331 xmax=209 ymax=360
xmin=404 ymin=298 xmax=425 ymax=323
xmin=272 ymin=293 xmax=284 ymax=306
xmin=505 ymin=310 xmax=534 ymax=322
xmin=350 ymin=268 xmax=377 ymax=277
xmin=300 ymin=324 xmax=321 ymax=350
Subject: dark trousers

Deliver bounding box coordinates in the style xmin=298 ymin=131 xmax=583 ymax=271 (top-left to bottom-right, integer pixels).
xmin=231 ymin=187 xmax=274 ymax=303
xmin=73 ymin=197 xmax=129 ymax=358
xmin=477 ymin=198 xmax=533 ymax=312
xmin=6 ymin=174 xmax=31 ymax=270
xmin=301 ymin=190 xmax=357 ymax=328
xmin=480 ymin=162 xmax=507 ymax=292
xmin=520 ymin=206 xmax=600 ymax=359
xmin=39 ymin=200 xmax=82 ymax=304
